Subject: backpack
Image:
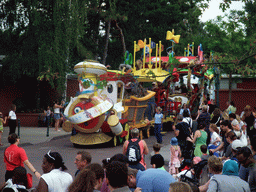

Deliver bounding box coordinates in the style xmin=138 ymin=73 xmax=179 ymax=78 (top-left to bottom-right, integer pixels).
xmin=126 ymin=139 xmax=141 ymax=164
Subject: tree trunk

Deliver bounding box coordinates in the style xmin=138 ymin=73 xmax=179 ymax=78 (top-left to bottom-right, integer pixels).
xmin=228 ymin=71 xmax=232 ymax=102
xmin=116 ymin=21 xmax=126 ymax=56
xmin=102 ymin=20 xmax=111 ymax=65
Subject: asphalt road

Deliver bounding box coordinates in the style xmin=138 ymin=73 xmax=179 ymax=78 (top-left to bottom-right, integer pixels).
xmin=0 ymin=129 xmax=175 ymax=187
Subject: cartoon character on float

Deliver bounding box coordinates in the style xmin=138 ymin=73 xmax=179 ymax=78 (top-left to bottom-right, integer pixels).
xmin=62 ymin=60 xmax=124 ymax=146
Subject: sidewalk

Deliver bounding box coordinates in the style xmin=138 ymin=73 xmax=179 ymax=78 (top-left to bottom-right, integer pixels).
xmin=0 ymin=126 xmax=70 ymax=148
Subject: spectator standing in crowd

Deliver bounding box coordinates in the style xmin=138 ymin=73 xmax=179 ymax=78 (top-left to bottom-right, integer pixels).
xmin=221 ymin=131 xmax=238 ymax=161
xmin=127 ymin=167 xmax=176 ymax=192
xmin=197 ymin=105 xmax=211 ymax=145
xmin=242 ymin=105 xmax=256 ymax=141
xmin=229 ymin=113 xmax=241 ymax=138
xmin=87 ymin=163 xmax=105 ymax=192
xmin=152 ymin=143 xmax=161 ymax=155
xmin=36 ymin=150 xmax=73 ymax=192
xmin=210 ymin=108 xmax=221 ymax=129
xmin=169 ymin=181 xmax=193 ymax=192
xmin=8 ymin=104 xmax=17 ymax=135
xmin=208 ymin=124 xmax=221 ymax=157
xmin=123 ymin=128 xmax=149 ymax=171
xmin=191 ymin=114 xmax=198 ymax=135
xmin=4 ymin=133 xmax=41 ymax=181
xmin=74 ymin=151 xmax=92 ymax=177
xmin=0 ymin=112 xmax=7 ymax=146
xmin=68 ymin=169 xmax=96 ymax=192
xmin=179 ymin=103 xmax=191 ymax=116
xmin=182 ymin=109 xmax=193 ymax=129
xmin=187 ymin=123 xmax=208 ymax=157
xmin=169 ymin=137 xmax=181 ymax=175
xmin=169 ymin=182 xmax=193 ymax=192
xmin=204 ymin=156 xmax=250 ymax=192
xmin=173 ymin=114 xmax=192 ymax=156
xmin=151 ymin=154 xmax=165 ymax=171
xmin=53 ymin=101 xmax=63 ymax=132
xmin=200 ymin=145 xmax=210 ymax=161
xmin=106 ymin=161 xmax=131 ymax=192
xmin=226 ymin=101 xmax=237 ymax=114
xmin=239 ymin=136 xmax=256 ymax=181
xmin=236 ymin=147 xmax=256 ymax=191
xmin=0 ymin=167 xmax=29 ymax=191
xmin=210 ymin=120 xmax=232 ymax=157
xmin=153 ymin=106 xmax=164 ymax=144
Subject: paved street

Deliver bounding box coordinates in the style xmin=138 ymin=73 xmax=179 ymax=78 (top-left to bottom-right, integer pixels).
xmin=0 ymin=126 xmax=175 ymax=187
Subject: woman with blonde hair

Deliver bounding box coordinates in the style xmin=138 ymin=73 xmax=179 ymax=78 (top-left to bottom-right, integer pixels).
xmin=169 ymin=181 xmax=193 ymax=192
xmin=242 ymin=105 xmax=255 ymax=141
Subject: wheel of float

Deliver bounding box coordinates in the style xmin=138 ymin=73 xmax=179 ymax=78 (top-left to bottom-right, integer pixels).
xmin=124 ymin=123 xmax=130 ymax=141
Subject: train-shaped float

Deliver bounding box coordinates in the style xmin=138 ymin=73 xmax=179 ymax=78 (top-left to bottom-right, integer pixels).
xmin=63 ymin=30 xmax=214 ymax=146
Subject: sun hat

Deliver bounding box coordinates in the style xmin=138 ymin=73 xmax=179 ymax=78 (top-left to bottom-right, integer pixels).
xmin=170 ymin=137 xmax=178 ymax=145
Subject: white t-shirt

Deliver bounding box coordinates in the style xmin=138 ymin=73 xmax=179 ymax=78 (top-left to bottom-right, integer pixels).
xmin=9 ymin=110 xmax=16 ymax=120
xmin=41 ymin=169 xmax=73 ymax=192
xmin=54 ymin=108 xmax=60 ymax=114
xmin=231 ymin=119 xmax=240 ymax=129
xmin=210 ymin=132 xmax=221 ymax=146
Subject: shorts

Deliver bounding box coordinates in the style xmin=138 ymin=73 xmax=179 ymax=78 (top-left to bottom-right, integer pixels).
xmin=54 ymin=113 xmax=60 ymax=120
xmin=0 ymin=126 xmax=3 ymax=132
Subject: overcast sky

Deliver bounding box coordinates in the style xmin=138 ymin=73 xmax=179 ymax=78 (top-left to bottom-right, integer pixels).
xmin=200 ymin=0 xmax=245 ymax=22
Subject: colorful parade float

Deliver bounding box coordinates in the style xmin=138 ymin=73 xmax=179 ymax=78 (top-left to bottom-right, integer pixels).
xmin=63 ymin=30 xmax=214 ymax=146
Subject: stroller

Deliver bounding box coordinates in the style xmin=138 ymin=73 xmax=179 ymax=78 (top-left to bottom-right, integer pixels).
xmin=179 ymin=159 xmax=208 ymax=186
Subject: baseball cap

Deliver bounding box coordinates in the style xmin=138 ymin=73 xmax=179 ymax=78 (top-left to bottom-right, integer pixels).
xmin=231 ymin=140 xmax=246 ymax=151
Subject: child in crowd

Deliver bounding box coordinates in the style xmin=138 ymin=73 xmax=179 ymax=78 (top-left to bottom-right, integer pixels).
xmin=200 ymin=145 xmax=210 ymax=160
xmin=208 ymin=124 xmax=221 ymax=157
xmin=153 ymin=143 xmax=162 ymax=155
xmin=169 ymin=137 xmax=181 ymax=175
xmin=0 ymin=112 xmax=7 ymax=146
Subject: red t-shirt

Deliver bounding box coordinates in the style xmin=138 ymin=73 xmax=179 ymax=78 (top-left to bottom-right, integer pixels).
xmin=4 ymin=144 xmax=28 ymax=171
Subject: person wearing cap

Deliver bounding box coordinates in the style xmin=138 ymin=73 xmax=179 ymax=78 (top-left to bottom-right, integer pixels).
xmin=236 ymin=147 xmax=256 ymax=191
xmin=231 ymin=139 xmax=246 ymax=163
xmin=123 ymin=128 xmax=149 ymax=171
xmin=36 ymin=150 xmax=73 ymax=192
xmin=151 ymin=154 xmax=165 ymax=171
xmin=205 ymin=157 xmax=250 ymax=192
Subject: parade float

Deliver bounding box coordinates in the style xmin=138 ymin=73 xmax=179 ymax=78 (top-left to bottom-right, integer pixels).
xmin=132 ymin=30 xmax=214 ymax=117
xmin=62 ymin=60 xmax=155 ymax=146
xmin=63 ymin=30 xmax=214 ymax=146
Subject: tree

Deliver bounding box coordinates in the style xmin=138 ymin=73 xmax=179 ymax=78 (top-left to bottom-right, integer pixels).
xmin=203 ymin=10 xmax=256 ymax=103
xmin=0 ymin=0 xmax=90 ymax=109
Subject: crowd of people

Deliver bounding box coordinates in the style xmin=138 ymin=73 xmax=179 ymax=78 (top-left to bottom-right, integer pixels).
xmin=170 ymin=101 xmax=256 ymax=192
xmin=0 ymin=100 xmax=256 ymax=192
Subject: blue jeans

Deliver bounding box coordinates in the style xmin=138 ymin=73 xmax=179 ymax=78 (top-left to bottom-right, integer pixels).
xmin=154 ymin=124 xmax=162 ymax=144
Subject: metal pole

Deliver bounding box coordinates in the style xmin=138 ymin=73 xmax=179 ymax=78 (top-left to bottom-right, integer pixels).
xmin=18 ymin=119 xmax=20 ymax=137
xmin=46 ymin=116 xmax=49 ymax=137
